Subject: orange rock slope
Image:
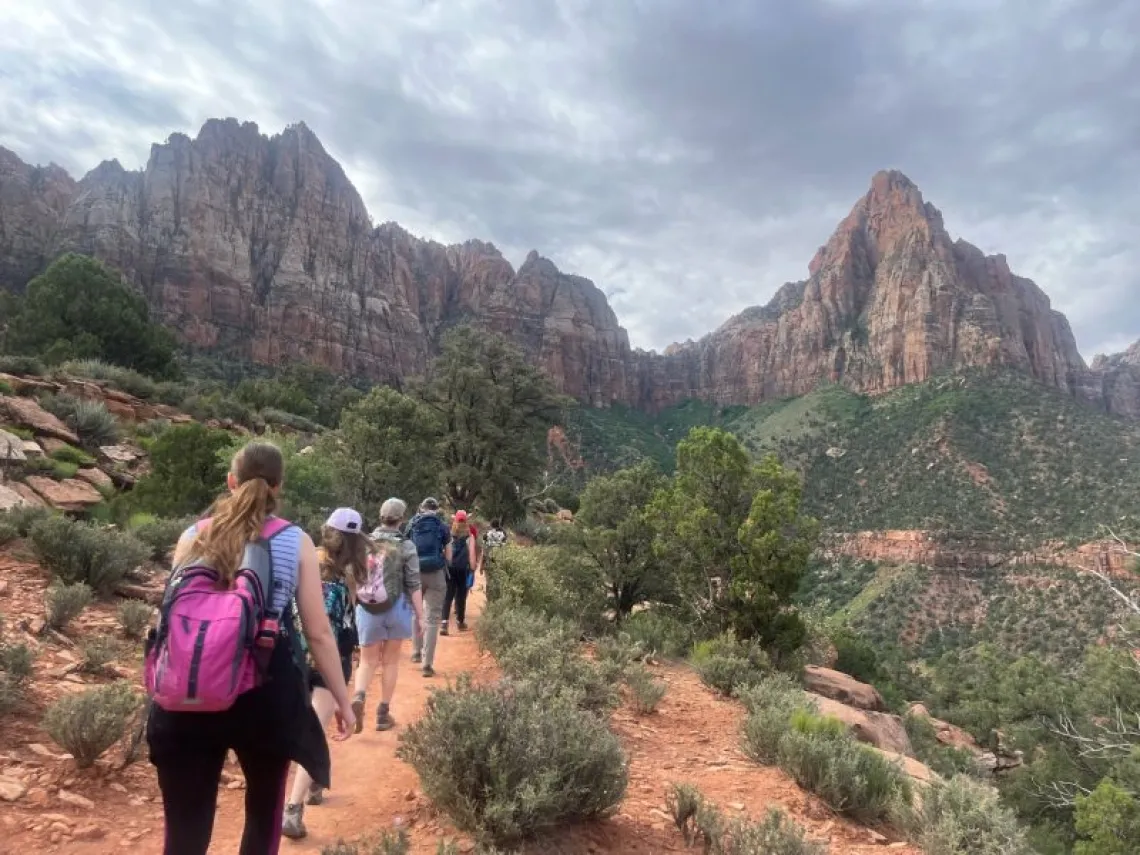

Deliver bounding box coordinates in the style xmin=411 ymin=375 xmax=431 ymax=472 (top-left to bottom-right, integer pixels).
xmin=1 ymin=123 xmax=1136 ymax=416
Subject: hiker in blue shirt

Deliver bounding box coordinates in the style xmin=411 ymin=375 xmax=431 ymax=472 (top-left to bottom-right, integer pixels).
xmin=404 ymin=497 xmax=450 ymax=677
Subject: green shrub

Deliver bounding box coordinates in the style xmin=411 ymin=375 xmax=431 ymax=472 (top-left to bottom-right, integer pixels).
xmin=620 ymin=608 xmax=694 ymax=659
xmin=776 ymin=724 xmax=910 ymax=823
xmin=0 ymin=355 xmax=47 ymax=376
xmin=0 ymin=641 xmax=34 ymax=684
xmin=831 ymin=627 xmax=882 ymax=684
xmin=904 ymin=713 xmax=980 ymax=779
xmin=0 ymin=380 xmax=12 ymax=395
xmin=0 ymin=522 xmax=18 ymax=546
xmin=0 ymin=672 xmax=20 ymax=714
xmin=911 ymin=775 xmax=1032 ymax=855
xmin=485 ymin=544 xmax=605 ymax=632
xmin=45 ymin=581 xmax=93 ymax=629
xmin=735 ymin=672 xmax=805 ymax=714
xmin=625 ymin=663 xmax=667 ymax=714
xmin=49 ymin=443 xmax=95 ymax=466
xmin=695 ymin=653 xmax=769 ymax=696
xmin=77 ymin=636 xmax=120 ymax=674
xmin=60 ymin=359 xmax=158 ymax=400
xmin=49 ymin=459 xmax=79 ymax=480
xmin=128 ymin=422 xmax=230 ymax=517
xmin=496 ymin=630 xmax=619 ymax=714
xmin=0 ymin=505 xmax=52 ymax=537
xmin=128 ymin=513 xmax=190 ymax=561
xmin=475 ymin=601 xmax=576 ymax=660
xmin=117 ymin=600 xmax=154 ymax=639
xmin=42 ymin=681 xmax=141 ymax=768
xmin=666 ymin=784 xmax=824 ymax=855
xmin=70 ymin=399 xmax=120 ymax=447
xmin=594 ymin=632 xmax=645 ymax=673
xmin=397 ymin=675 xmax=627 ymax=845
xmin=30 ymin=516 xmax=149 ymax=594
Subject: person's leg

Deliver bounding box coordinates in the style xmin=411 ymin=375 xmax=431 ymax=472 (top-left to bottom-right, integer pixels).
xmin=375 ymin=638 xmax=405 ymax=730
xmin=420 ymin=570 xmax=446 ymax=675
xmin=234 ymin=745 xmax=291 ymax=855
xmin=352 ymin=642 xmax=383 ymax=732
xmin=285 ymin=687 xmax=336 ymax=807
xmin=441 ymin=570 xmax=456 ymax=634
xmin=455 ymin=571 xmax=470 ymax=628
xmin=154 ymin=740 xmax=228 ymax=854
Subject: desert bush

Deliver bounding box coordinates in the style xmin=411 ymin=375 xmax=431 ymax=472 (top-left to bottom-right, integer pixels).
xmin=70 ymin=399 xmax=120 ymax=447
xmin=128 ymin=513 xmax=190 ymax=561
xmin=625 ymin=663 xmax=667 ymax=714
xmin=0 ymin=380 xmax=11 ymax=395
xmin=48 ymin=443 xmax=95 ymax=467
xmin=42 ymin=681 xmax=141 ymax=768
xmin=0 ymin=672 xmax=20 ymax=714
xmin=49 ymin=459 xmax=79 ymax=479
xmin=397 ymin=675 xmax=627 ymax=845
xmin=594 ymin=632 xmax=645 ymax=673
xmin=496 ymin=630 xmax=619 ymax=714
xmin=0 ymin=640 xmax=35 ymax=684
xmin=475 ymin=601 xmax=577 ymax=660
xmin=691 ymin=635 xmax=772 ymax=696
xmin=0 ymin=505 xmax=52 ymax=537
xmin=45 ymin=581 xmax=94 ymax=629
xmin=776 ymin=717 xmax=911 ymax=823
xmin=667 ymin=783 xmax=824 ymax=855
xmin=60 ymin=359 xmax=158 ymax=400
xmin=907 ymin=775 xmax=1032 ymax=855
xmin=0 ymin=521 xmax=18 ymax=546
xmin=620 ymin=608 xmax=695 ymax=659
xmin=77 ymin=636 xmax=120 ymax=674
xmin=117 ymin=600 xmax=155 ymax=639
xmin=485 ymin=544 xmax=605 ymax=632
xmin=0 ymin=354 xmax=47 ymax=376
xmin=735 ymin=672 xmax=805 ymax=714
xmin=30 ymin=515 xmax=149 ymax=594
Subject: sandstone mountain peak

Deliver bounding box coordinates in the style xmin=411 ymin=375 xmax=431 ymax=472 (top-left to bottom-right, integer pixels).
xmin=0 ymin=118 xmax=1135 ymax=417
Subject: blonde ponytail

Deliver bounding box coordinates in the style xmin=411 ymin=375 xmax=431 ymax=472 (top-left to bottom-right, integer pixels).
xmin=191 ymin=442 xmax=284 ymax=585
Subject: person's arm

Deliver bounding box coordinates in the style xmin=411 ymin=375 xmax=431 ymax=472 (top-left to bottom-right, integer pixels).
xmin=402 ymin=541 xmax=425 ymax=628
xmin=295 ymin=534 xmax=355 ymax=738
xmin=467 ymin=536 xmax=476 ymax=569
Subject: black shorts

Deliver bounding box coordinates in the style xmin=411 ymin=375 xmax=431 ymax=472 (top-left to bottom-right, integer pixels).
xmin=309 ymin=649 xmax=353 ymax=692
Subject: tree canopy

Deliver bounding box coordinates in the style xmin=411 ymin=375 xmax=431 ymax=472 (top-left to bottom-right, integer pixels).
xmin=4 ymin=253 xmax=178 ymax=378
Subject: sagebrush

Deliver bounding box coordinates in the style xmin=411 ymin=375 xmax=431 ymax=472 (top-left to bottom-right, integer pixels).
xmin=30 ymin=515 xmax=148 ymax=594
xmin=43 ymin=681 xmax=141 ymax=768
xmin=117 ymin=600 xmax=154 ymax=639
xmin=397 ymin=675 xmax=627 ymax=844
xmin=45 ymin=581 xmax=93 ymax=629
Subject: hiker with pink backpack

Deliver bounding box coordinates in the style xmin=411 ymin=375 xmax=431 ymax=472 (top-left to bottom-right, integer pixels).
xmin=352 ymin=496 xmax=425 ymax=731
xmin=145 ymin=442 xmax=356 ymax=855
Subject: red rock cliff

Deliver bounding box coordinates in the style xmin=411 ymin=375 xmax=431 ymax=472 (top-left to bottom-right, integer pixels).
xmin=0 ymin=123 xmax=1132 ymax=415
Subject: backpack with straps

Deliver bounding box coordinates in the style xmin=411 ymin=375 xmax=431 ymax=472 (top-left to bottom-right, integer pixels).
xmin=358 ymin=530 xmax=405 ymax=614
xmin=407 ymin=514 xmax=446 ymax=571
xmin=144 ymin=517 xmax=294 ymax=713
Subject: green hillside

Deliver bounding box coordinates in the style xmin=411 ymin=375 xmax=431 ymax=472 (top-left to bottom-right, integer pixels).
xmin=566 ymin=370 xmax=1140 ymax=544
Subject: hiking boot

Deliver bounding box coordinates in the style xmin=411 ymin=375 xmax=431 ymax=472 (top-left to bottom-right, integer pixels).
xmin=422 ymin=665 xmax=436 ymax=678
xmin=440 ymin=622 xmax=449 ymax=637
xmin=281 ymin=803 xmax=307 ymax=840
xmin=351 ymin=692 xmax=365 ymax=735
xmin=457 ymin=620 xmax=468 ymax=632
xmin=410 ymin=652 xmax=422 ymax=664
xmin=306 ymin=782 xmax=324 ymax=806
xmin=376 ymin=704 xmax=396 ymax=731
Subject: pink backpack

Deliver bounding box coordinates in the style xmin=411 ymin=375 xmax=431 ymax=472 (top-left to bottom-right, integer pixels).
xmin=144 ymin=517 xmax=293 ymax=712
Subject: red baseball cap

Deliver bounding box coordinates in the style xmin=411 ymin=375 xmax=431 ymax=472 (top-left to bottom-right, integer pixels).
xmin=454 ymin=510 xmax=468 ymax=522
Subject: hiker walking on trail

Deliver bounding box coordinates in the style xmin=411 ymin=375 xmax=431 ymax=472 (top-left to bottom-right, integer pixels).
xmin=477 ymin=518 xmax=508 ymax=582
xmin=352 ymin=497 xmax=424 ymax=731
xmin=145 ymin=442 xmax=355 ymax=855
xmin=281 ymin=507 xmax=369 ymax=840
xmin=441 ymin=510 xmax=477 ymax=635
xmin=405 ymin=497 xmax=450 ymax=677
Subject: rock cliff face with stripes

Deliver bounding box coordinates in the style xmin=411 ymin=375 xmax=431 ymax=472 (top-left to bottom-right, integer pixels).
xmin=0 ymin=119 xmax=1133 ymax=416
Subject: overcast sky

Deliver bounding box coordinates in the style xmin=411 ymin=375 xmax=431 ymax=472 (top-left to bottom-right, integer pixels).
xmin=1 ymin=1 xmax=1137 ymax=357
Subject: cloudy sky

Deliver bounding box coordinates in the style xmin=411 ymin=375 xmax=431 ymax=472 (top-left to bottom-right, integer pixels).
xmin=1 ymin=0 xmax=1137 ymax=357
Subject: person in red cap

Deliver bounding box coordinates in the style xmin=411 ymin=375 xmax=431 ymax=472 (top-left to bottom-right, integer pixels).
xmin=441 ymin=510 xmax=477 ymax=634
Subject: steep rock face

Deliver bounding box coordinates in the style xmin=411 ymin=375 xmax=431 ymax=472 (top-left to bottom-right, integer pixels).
xmin=0 ymin=122 xmax=1133 ymax=415
xmin=644 ymin=171 xmax=1089 ymax=409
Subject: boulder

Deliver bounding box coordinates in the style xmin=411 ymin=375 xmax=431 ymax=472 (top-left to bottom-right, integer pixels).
xmin=875 ymin=748 xmax=937 ymax=784
xmin=0 ymin=776 xmax=26 ymax=802
xmin=906 ymin=703 xmax=978 ymax=752
xmin=0 ymin=429 xmax=27 ymax=462
xmin=9 ymin=481 xmax=46 ymax=506
xmin=0 ymin=373 xmax=55 ymax=395
xmin=811 ymin=694 xmax=914 ymax=756
xmin=24 ymin=476 xmax=104 ymax=511
xmin=75 ymin=468 xmax=114 ymax=491
xmin=0 ymin=483 xmax=34 ymax=510
xmin=804 ymin=665 xmax=885 ymax=711
xmin=99 ymin=445 xmax=142 ymax=465
xmin=21 ymin=439 xmax=43 ymax=456
xmin=556 ymin=509 xmax=574 ymax=521
xmin=0 ymin=395 xmax=79 ymax=444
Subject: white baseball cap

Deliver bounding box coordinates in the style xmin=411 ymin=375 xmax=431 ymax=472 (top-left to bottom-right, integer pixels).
xmin=325 ymin=507 xmax=364 ymax=534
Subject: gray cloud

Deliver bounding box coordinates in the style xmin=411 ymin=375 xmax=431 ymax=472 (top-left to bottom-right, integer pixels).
xmin=0 ymin=0 xmax=1137 ymax=357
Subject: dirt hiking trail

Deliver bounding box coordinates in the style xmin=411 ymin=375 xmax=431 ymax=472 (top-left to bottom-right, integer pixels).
xmin=1 ymin=575 xmax=919 ymax=854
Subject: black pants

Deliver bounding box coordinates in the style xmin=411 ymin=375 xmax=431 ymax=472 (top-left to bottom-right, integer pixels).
xmin=442 ymin=566 xmax=470 ymax=625
xmin=155 ymin=739 xmax=289 ymax=854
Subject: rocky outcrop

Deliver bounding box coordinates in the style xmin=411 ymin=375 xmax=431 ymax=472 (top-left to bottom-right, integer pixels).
xmin=803 ymin=665 xmax=886 ymax=712
xmin=1081 ymin=339 xmax=1140 ymax=418
xmin=0 ymin=397 xmax=78 ymax=444
xmin=0 ymin=124 xmax=1133 ymax=415
xmin=811 ymin=694 xmax=914 ymax=757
